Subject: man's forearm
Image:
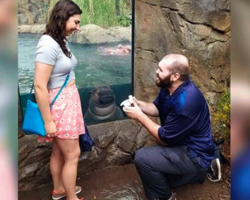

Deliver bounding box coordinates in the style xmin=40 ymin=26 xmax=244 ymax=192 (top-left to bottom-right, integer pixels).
xmin=138 ymin=113 xmax=166 ymax=145
xmin=138 ymin=101 xmax=159 ymax=117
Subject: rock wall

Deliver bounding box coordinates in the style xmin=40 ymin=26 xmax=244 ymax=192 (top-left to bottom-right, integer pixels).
xmin=18 ymin=0 xmax=49 ymax=25
xmin=18 ymin=120 xmax=155 ymax=191
xmin=134 ymin=0 xmax=230 ymax=109
xmin=18 ymin=0 xmax=230 ymax=191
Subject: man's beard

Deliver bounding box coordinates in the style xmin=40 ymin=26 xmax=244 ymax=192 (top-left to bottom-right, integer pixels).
xmin=156 ymin=74 xmax=173 ymax=88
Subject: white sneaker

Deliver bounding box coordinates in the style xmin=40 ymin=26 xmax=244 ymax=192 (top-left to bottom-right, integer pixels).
xmin=151 ymin=192 xmax=177 ymax=200
xmin=207 ymin=158 xmax=221 ymax=182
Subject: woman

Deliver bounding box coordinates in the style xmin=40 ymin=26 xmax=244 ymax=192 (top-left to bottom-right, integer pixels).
xmin=34 ymin=1 xmax=85 ymax=200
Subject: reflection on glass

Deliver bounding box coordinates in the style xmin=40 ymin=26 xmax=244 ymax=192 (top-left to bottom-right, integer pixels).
xmin=18 ymin=0 xmax=133 ymax=125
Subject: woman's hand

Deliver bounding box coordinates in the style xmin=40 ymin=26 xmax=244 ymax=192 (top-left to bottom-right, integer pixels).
xmin=44 ymin=121 xmax=57 ymax=137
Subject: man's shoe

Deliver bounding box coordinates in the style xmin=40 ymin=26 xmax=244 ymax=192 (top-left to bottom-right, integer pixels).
xmin=52 ymin=185 xmax=82 ymax=200
xmin=151 ymin=193 xmax=177 ymax=200
xmin=167 ymin=192 xmax=177 ymax=200
xmin=207 ymin=158 xmax=221 ymax=182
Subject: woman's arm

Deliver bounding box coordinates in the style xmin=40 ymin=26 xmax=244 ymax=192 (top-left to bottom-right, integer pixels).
xmin=34 ymin=62 xmax=56 ymax=137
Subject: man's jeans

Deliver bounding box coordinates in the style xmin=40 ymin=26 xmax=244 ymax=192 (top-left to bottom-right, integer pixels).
xmin=134 ymin=145 xmax=208 ymax=200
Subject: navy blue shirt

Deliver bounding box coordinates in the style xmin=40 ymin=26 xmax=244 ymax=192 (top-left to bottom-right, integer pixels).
xmin=153 ymin=79 xmax=214 ymax=168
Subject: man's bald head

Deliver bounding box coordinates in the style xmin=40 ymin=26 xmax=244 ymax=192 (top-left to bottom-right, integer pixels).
xmin=159 ymin=54 xmax=190 ymax=81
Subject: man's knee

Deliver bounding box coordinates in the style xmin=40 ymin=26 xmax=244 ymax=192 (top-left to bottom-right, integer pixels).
xmin=134 ymin=147 xmax=150 ymax=167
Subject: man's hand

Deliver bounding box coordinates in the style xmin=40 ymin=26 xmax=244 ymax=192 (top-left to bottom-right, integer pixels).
xmin=131 ymin=97 xmax=159 ymax=117
xmin=123 ymin=100 xmax=165 ymax=145
xmin=133 ymin=97 xmax=140 ymax=106
xmin=123 ymin=101 xmax=145 ymax=120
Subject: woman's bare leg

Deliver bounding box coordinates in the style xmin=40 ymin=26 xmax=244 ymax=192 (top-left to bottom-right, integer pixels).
xmin=56 ymin=138 xmax=80 ymax=200
xmin=50 ymin=140 xmax=65 ymax=192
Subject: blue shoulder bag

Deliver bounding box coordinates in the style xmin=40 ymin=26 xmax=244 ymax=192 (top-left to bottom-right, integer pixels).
xmin=22 ymin=74 xmax=69 ymax=137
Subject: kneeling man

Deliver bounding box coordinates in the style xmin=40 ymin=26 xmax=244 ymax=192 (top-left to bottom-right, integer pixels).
xmin=124 ymin=54 xmax=215 ymax=200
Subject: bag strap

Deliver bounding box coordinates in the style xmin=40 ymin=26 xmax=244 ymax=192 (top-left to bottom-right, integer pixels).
xmin=28 ymin=84 xmax=34 ymax=99
xmin=50 ymin=74 xmax=69 ymax=108
xmin=28 ymin=73 xmax=70 ymax=108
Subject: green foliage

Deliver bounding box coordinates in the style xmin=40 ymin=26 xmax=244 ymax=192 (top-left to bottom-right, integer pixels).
xmin=43 ymin=3 xmax=49 ymax=12
xmin=117 ymin=14 xmax=131 ymax=27
xmin=49 ymin=0 xmax=131 ymax=28
xmin=212 ymin=91 xmax=230 ymax=140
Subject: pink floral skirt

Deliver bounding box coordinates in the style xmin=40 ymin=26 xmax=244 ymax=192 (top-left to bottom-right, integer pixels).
xmin=38 ymin=84 xmax=85 ymax=143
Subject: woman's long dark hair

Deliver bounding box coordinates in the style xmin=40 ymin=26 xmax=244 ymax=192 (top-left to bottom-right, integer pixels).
xmin=44 ymin=0 xmax=82 ymax=58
